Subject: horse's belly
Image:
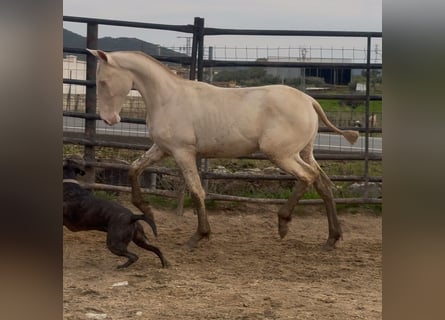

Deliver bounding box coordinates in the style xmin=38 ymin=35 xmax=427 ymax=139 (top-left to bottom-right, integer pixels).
xmin=196 ymin=134 xmax=259 ymax=158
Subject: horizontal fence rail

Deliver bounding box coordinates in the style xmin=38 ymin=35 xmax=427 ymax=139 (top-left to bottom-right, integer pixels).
xmin=73 ymin=160 xmax=382 ymax=206
xmin=79 ymin=160 xmax=381 ymax=182
xmin=63 ymin=15 xmax=382 ymax=206
xmin=82 ymin=182 xmax=381 ymax=205
xmin=203 ymin=27 xmax=382 ymax=38
xmin=63 ymin=15 xmax=195 ymax=33
xmin=202 ymin=60 xmax=382 ymax=69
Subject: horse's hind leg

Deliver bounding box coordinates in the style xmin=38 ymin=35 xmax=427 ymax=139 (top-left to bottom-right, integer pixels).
xmin=272 ymin=153 xmax=319 ymax=239
xmin=301 ymin=144 xmax=342 ymax=250
xmin=129 ymin=144 xmax=166 ymax=220
xmin=313 ymin=165 xmax=342 ymax=250
xmin=277 ymin=179 xmax=310 ymax=239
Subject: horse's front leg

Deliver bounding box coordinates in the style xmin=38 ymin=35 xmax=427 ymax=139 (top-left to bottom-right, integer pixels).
xmin=128 ymin=144 xmax=166 ymax=221
xmin=173 ymin=150 xmax=210 ymax=249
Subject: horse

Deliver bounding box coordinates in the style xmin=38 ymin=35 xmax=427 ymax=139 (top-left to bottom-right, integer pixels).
xmin=87 ymin=49 xmax=359 ymax=250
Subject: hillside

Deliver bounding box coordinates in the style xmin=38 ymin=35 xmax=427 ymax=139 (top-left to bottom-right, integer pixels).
xmin=63 ymin=29 xmax=185 ymax=59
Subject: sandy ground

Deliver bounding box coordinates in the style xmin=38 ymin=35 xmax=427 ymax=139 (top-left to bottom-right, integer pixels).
xmin=63 ymin=203 xmax=381 ymax=320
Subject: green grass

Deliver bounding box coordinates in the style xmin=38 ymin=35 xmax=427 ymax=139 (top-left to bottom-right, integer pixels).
xmin=319 ymin=99 xmax=382 ymax=113
xmin=63 ymin=144 xmax=141 ymax=162
xmin=139 ymin=188 xmax=383 ymax=215
xmin=238 ymin=188 xmax=291 ymax=200
xmin=143 ymin=195 xmax=179 ymax=209
xmin=319 ymin=160 xmax=382 ymax=177
xmin=235 ymin=185 xmax=323 ymax=201
xmin=337 ymin=203 xmax=382 ymax=215
xmin=93 ymin=190 xmax=118 ymax=201
xmin=64 ymin=146 xmax=382 ymax=178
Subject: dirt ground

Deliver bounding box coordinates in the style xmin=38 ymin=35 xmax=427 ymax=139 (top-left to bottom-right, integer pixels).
xmin=63 ymin=202 xmax=381 ymax=320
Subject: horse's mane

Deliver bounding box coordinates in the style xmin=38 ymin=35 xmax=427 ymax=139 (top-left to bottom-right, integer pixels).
xmin=125 ymin=51 xmax=183 ymax=80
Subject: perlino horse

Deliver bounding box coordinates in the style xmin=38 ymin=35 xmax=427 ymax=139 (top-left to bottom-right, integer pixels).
xmin=87 ymin=49 xmax=359 ymax=250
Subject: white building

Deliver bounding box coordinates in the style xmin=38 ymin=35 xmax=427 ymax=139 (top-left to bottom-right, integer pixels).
xmin=63 ymin=55 xmax=140 ymax=96
xmin=63 ymin=55 xmax=86 ymax=95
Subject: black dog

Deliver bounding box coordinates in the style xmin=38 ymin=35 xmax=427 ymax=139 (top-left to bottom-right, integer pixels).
xmin=63 ymin=160 xmax=168 ymax=268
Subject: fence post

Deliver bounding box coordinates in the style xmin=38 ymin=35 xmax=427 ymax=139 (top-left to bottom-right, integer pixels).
xmin=189 ymin=17 xmax=205 ymax=81
xmin=195 ymin=17 xmax=209 ymax=192
xmin=208 ymin=46 xmax=214 ymax=82
xmin=186 ymin=17 xmax=209 ymax=203
xmin=363 ymin=36 xmax=372 ymax=196
xmin=189 ymin=18 xmax=199 ymax=80
xmin=196 ymin=17 xmax=205 ymax=81
xmin=84 ymin=23 xmax=98 ymax=183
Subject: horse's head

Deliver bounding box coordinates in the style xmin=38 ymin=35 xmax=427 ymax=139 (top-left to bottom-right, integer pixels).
xmin=87 ymin=49 xmax=133 ymax=125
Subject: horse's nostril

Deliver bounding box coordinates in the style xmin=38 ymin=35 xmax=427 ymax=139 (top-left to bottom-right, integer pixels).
xmin=101 ymin=114 xmax=120 ymax=125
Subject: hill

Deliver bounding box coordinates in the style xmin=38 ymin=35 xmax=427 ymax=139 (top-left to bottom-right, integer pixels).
xmin=63 ymin=28 xmax=185 ymax=59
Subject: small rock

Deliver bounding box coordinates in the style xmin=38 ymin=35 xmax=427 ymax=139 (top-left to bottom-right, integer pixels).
xmin=243 ymin=168 xmax=262 ymax=174
xmin=213 ymin=165 xmax=229 ymax=174
xmin=318 ymin=297 xmax=336 ymax=304
xmin=135 ymin=311 xmax=143 ymax=316
xmin=263 ymin=166 xmax=282 ymax=175
xmin=85 ymin=312 xmax=107 ymax=319
xmin=348 ymin=182 xmax=381 ymax=198
xmin=111 ymin=281 xmax=128 ymax=287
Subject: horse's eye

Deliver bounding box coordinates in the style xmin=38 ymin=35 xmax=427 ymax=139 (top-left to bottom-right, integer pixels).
xmin=98 ymin=80 xmax=107 ymax=87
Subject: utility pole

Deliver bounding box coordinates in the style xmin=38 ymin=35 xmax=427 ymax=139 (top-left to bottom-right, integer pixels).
xmin=300 ymin=47 xmax=307 ymax=90
xmin=177 ymin=36 xmax=192 ymax=56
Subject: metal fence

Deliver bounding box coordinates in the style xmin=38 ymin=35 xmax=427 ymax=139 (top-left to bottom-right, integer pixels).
xmin=63 ymin=16 xmax=382 ymax=206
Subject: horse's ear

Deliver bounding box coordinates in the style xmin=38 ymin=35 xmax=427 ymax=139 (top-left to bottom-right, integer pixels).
xmin=86 ymin=49 xmax=109 ymax=63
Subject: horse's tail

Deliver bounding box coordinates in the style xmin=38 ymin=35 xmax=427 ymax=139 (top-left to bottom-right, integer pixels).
xmin=132 ymin=212 xmax=158 ymax=237
xmin=311 ymin=98 xmax=359 ymax=145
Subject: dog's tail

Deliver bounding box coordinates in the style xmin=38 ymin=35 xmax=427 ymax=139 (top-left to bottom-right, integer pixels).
xmin=132 ymin=213 xmax=158 ymax=237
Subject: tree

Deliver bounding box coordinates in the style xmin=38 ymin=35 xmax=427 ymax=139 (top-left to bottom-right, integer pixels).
xmin=213 ymin=67 xmax=281 ymax=86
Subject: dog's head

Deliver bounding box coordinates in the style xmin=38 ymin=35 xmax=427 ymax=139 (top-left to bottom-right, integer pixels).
xmin=63 ymin=159 xmax=85 ymax=180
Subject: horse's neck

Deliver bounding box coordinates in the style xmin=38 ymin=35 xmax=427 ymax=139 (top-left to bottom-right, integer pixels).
xmin=118 ymin=52 xmax=180 ymax=115
xmin=117 ymin=53 xmax=178 ymax=96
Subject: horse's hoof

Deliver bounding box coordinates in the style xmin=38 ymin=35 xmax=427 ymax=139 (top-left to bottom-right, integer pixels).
xmin=278 ymin=217 xmax=290 ymax=239
xmin=185 ymin=232 xmax=210 ymax=250
xmin=184 ymin=240 xmax=198 ymax=251
xmin=279 ymin=225 xmax=288 ymax=239
xmin=322 ymin=238 xmax=339 ymax=251
xmin=162 ymin=259 xmax=171 ymax=268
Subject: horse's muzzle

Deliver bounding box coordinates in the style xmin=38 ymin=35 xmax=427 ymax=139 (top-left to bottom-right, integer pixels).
xmin=101 ymin=113 xmax=121 ymax=126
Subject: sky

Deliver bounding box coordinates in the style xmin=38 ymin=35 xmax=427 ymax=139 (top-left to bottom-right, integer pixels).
xmin=63 ymin=0 xmax=382 ymax=60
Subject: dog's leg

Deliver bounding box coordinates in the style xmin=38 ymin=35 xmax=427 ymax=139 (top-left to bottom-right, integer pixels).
xmin=133 ymin=224 xmax=169 ymax=267
xmin=106 ymin=229 xmax=138 ymax=269
xmin=107 ymin=245 xmax=139 ymax=269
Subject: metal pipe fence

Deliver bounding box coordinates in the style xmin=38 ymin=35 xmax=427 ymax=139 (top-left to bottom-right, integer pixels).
xmin=63 ymin=16 xmax=382 ymax=206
